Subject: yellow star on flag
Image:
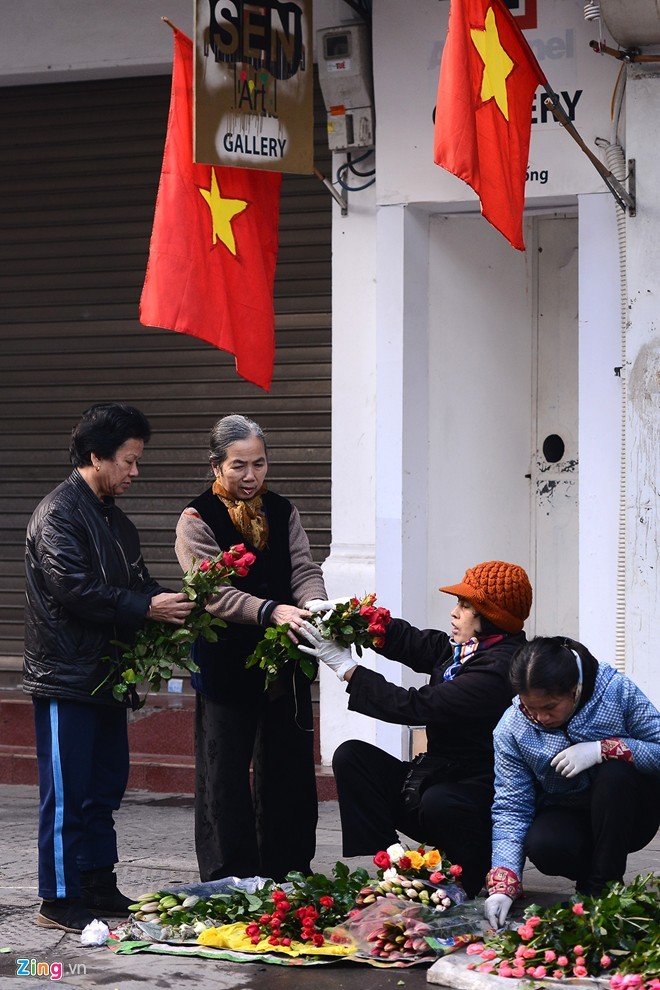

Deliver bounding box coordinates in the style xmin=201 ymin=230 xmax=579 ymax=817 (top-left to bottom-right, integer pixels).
xmin=199 ymin=168 xmax=248 ymax=255
xmin=470 ymin=6 xmax=514 ymax=120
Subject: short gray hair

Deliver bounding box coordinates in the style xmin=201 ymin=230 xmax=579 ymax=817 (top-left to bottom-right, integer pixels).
xmin=208 ymin=415 xmax=267 ymax=467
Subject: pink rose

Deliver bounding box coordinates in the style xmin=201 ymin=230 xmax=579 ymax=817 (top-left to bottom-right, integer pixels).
xmin=601 ymin=956 xmax=612 ymax=968
xmin=466 ymin=944 xmax=485 ymax=956
xmin=574 ymin=966 xmax=589 ymax=978
xmin=532 ymin=967 xmax=547 ymax=979
xmin=557 ymin=956 xmax=569 ymax=967
xmin=544 ymin=950 xmax=557 ymax=963
xmin=572 ymin=902 xmax=585 ymax=915
xmin=527 ymin=915 xmax=542 ymax=927
xmin=553 ymin=970 xmax=566 ymax=979
xmin=518 ymin=926 xmax=534 ymax=941
xmin=478 ymin=963 xmax=495 ymax=974
xmin=512 ymin=967 xmax=526 ymax=978
xmin=481 ymin=949 xmax=497 ymax=961
xmin=573 ymin=945 xmax=585 ymax=956
xmin=523 ymin=948 xmax=536 ymax=959
xmin=499 ymin=966 xmax=514 ymax=977
xmin=429 ymin=872 xmax=446 ymax=884
xmin=449 ymin=864 xmax=463 ymax=876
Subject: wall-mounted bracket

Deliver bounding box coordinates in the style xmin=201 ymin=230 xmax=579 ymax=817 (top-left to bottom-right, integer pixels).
xmin=542 ymin=94 xmax=636 ymax=215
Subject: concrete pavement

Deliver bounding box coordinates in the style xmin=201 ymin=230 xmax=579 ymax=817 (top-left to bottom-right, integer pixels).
xmin=1 ymin=784 xmax=658 ymax=989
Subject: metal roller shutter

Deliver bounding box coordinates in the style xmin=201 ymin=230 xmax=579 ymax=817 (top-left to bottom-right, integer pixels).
xmin=0 ymin=74 xmax=331 ymax=674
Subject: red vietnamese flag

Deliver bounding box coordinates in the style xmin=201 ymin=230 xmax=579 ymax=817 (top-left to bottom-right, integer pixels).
xmin=434 ymin=0 xmax=547 ymax=250
xmin=139 ymin=30 xmax=281 ymax=390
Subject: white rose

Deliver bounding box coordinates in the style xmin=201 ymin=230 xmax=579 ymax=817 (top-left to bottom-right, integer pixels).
xmin=386 ymin=842 xmax=406 ymax=863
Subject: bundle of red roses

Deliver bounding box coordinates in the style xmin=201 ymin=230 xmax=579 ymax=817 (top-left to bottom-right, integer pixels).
xmin=245 ymin=592 xmax=392 ymax=688
xmin=95 ymin=543 xmax=256 ymax=706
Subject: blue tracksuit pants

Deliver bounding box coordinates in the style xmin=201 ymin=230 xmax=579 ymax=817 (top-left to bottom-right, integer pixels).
xmin=33 ymin=697 xmax=129 ymax=899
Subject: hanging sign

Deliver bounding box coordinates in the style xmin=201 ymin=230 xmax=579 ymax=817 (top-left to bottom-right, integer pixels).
xmin=194 ymin=0 xmax=314 ymax=174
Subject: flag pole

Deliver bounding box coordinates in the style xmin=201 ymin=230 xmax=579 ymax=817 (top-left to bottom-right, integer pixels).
xmin=162 ymin=16 xmax=179 ymax=32
xmin=542 ymin=91 xmax=635 ymax=214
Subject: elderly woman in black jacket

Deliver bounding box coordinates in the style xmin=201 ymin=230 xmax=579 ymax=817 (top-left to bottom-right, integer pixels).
xmin=299 ymin=560 xmax=533 ymax=898
xmin=24 ymin=403 xmax=193 ymax=934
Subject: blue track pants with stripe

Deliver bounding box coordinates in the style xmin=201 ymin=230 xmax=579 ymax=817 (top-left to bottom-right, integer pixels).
xmin=33 ymin=698 xmax=129 ymax=899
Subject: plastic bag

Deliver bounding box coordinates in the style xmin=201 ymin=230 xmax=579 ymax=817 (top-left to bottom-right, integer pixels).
xmin=326 ymin=896 xmax=485 ymax=963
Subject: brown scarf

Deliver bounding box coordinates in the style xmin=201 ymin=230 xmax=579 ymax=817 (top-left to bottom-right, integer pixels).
xmin=212 ymin=478 xmax=269 ymax=550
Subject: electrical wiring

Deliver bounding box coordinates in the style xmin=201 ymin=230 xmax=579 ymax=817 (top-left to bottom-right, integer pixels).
xmin=335 ymin=149 xmax=376 ymax=191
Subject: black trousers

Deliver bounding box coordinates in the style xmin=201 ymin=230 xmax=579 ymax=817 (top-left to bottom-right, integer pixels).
xmin=333 ymin=739 xmax=494 ymax=897
xmin=33 ymin=697 xmax=129 ymax=899
xmin=525 ymin=760 xmax=660 ymax=895
xmin=194 ymin=668 xmax=318 ymax=883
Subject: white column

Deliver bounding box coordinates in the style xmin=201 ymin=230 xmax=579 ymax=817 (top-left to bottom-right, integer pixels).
xmin=319 ymin=182 xmax=379 ymax=764
xmin=577 ymin=193 xmax=622 ymax=663
xmin=374 ymin=203 xmax=431 ymax=757
xmin=622 ymin=65 xmax=660 ymax=706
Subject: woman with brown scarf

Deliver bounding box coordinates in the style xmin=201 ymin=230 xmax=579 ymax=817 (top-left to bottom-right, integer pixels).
xmin=175 ymin=415 xmax=326 ymax=883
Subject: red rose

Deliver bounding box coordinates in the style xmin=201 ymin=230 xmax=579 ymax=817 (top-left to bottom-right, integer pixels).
xmin=360 ymin=605 xmax=377 ymax=620
xmin=373 ymin=850 xmax=391 ymax=869
xmin=313 ymin=933 xmax=325 ymax=947
xmin=449 ymin=864 xmax=463 ymax=876
xmin=280 ymin=937 xmax=291 ymax=947
xmin=199 ymin=560 xmax=210 ymax=571
xmin=221 ymin=551 xmax=235 ymax=567
xmin=319 ymin=895 xmax=334 ymax=908
xmin=231 ymin=543 xmax=247 ymax=556
xmin=398 ymin=855 xmax=412 ymax=870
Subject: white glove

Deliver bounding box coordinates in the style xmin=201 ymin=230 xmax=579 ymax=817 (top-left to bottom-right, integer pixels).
xmin=551 ymin=740 xmax=602 ymax=778
xmin=484 ymin=893 xmax=513 ymax=929
xmin=303 ymin=597 xmax=351 ymax=614
xmin=298 ymin=621 xmax=357 ymax=681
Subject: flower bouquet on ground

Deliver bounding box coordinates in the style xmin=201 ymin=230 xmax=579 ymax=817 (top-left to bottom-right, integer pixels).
xmin=469 ymin=872 xmax=660 ymax=988
xmin=330 ymin=845 xmax=481 ymax=964
xmin=245 ymin=593 xmax=391 ymax=689
xmin=94 ymin=543 xmax=255 ymax=707
xmin=354 ymin=843 xmax=467 ymax=913
xmin=120 ymin=861 xmax=371 ymax=951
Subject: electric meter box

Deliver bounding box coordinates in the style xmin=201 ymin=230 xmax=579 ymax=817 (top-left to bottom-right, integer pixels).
xmin=317 ymin=22 xmax=374 ymax=152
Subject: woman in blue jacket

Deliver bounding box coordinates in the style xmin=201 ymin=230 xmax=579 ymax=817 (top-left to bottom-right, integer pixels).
xmin=485 ymin=636 xmax=660 ymax=928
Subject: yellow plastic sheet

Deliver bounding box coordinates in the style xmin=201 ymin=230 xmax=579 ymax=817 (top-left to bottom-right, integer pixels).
xmin=198 ymin=922 xmax=354 ymax=958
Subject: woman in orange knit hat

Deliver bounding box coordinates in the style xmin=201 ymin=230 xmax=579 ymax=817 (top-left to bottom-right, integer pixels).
xmin=299 ymin=560 xmax=533 ymax=899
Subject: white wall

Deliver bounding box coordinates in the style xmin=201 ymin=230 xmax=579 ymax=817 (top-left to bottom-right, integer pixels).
xmin=622 ymin=65 xmax=660 ymax=707
xmin=426 ymin=214 xmax=533 ymax=629
xmin=0 ymin=0 xmax=193 ymax=85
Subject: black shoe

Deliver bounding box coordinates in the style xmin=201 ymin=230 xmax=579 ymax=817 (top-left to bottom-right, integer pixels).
xmin=36 ymin=897 xmax=100 ymax=934
xmin=80 ymin=867 xmax=133 ymax=916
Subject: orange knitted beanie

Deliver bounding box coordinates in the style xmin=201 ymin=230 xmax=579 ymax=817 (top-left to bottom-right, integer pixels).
xmin=439 ymin=560 xmax=533 ymax=633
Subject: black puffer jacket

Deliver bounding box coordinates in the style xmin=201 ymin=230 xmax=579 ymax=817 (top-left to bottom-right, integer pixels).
xmin=23 ymin=469 xmax=163 ymax=706
xmin=347 ymin=619 xmax=527 ymax=779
